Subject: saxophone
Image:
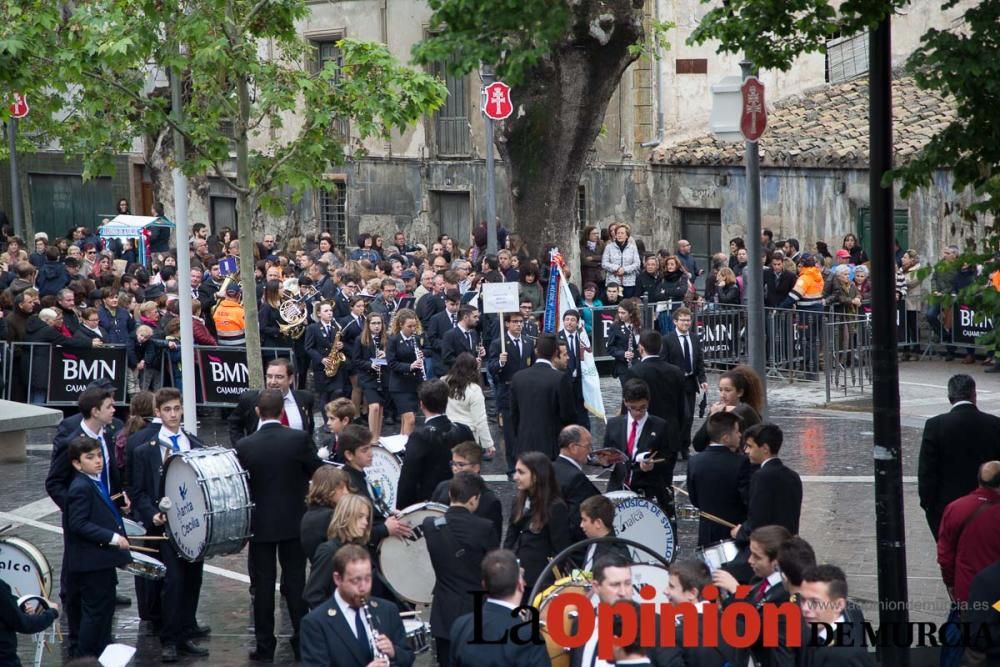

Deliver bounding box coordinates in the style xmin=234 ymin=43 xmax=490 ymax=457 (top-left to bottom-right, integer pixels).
xmin=325 ymin=320 xmax=346 ymax=377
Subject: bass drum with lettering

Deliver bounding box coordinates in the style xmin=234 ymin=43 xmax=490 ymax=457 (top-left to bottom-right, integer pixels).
xmin=604 ymin=492 xmax=676 ymax=565
xmin=0 ymin=537 xmax=52 ymax=598
xmin=161 ymin=447 xmax=253 ymax=561
xmin=366 ymin=446 xmax=402 ymax=513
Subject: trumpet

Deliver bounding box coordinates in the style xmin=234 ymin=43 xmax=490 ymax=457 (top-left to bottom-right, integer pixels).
xmin=360 ymin=598 xmax=388 ymax=663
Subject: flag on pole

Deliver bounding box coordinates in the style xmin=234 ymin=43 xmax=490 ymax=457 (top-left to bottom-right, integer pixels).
xmin=543 ymin=249 xmax=607 ymax=422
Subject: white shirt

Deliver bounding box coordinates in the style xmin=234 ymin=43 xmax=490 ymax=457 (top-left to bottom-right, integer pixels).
xmin=535 ymin=359 xmax=555 ymax=369
xmin=80 ymin=421 xmax=111 ymax=482
xmin=580 ymin=599 xmax=614 ymax=667
xmin=334 ymin=589 xmax=372 ymax=641
xmin=815 ymin=613 xmax=846 ymax=642
xmin=253 ymin=393 xmax=303 ymax=431
xmin=759 ymin=457 xmax=777 ymax=469
xmin=677 ymin=332 xmax=694 ymax=373
xmin=158 ymin=426 xmax=191 ymax=453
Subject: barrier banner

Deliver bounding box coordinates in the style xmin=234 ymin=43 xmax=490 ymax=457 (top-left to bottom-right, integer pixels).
xmin=198 ymin=348 xmax=252 ymax=403
xmin=861 ymin=303 xmax=905 ymax=341
xmin=47 ymin=346 xmax=128 ymax=403
xmin=952 ymin=304 xmax=993 ymax=346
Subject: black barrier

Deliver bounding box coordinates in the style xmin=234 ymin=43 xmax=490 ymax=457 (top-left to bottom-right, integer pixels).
xmin=194 ymin=345 xmax=292 ymax=407
xmin=952 ymin=304 xmax=993 ymax=346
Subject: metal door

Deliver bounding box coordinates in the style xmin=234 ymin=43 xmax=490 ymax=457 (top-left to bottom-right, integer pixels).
xmin=28 ymin=173 xmax=113 ymax=239
xmin=681 ymin=208 xmax=722 ymax=291
xmin=434 ymin=192 xmax=471 ymax=245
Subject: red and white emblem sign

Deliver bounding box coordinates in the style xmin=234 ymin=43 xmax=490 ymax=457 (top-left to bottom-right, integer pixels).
xmin=482 ymin=81 xmax=513 ymax=121
xmin=9 ymin=93 xmax=29 ymax=119
xmin=740 ymin=77 xmax=766 ymax=142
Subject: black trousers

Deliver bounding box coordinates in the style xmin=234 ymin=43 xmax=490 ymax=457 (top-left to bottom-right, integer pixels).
xmin=435 ymin=637 xmax=450 ymax=667
xmin=248 ymin=538 xmax=308 ymax=654
xmin=159 ymin=543 xmax=204 ymax=646
xmin=71 ymin=567 xmax=117 ymax=658
xmin=680 ymin=383 xmax=697 ymax=453
xmin=498 ymin=399 xmax=515 ymax=474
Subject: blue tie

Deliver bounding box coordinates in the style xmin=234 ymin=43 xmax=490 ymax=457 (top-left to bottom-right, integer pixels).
xmin=169 ymin=434 xmax=180 ymax=452
xmin=96 ymin=431 xmax=110 ymax=495
xmin=93 ymin=479 xmax=124 ymax=534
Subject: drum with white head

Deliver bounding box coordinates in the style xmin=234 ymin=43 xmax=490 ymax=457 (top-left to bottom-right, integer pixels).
xmin=161 ymin=447 xmax=252 ymax=561
xmin=125 ymin=552 xmax=167 ymax=580
xmin=630 ymin=563 xmax=671 ymax=605
xmin=0 ymin=537 xmax=52 ymax=598
xmin=604 ymin=492 xmax=676 ymax=565
xmin=377 ymin=502 xmax=446 ymax=605
xmin=366 ymin=446 xmax=402 ymax=514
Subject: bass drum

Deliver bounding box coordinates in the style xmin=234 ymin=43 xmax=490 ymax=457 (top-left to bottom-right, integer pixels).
xmin=161 ymin=447 xmax=253 ymax=561
xmin=532 ymin=577 xmax=592 ymax=667
xmin=630 ymin=563 xmax=671 ymax=604
xmin=366 ymin=446 xmax=402 ymax=513
xmin=604 ymin=492 xmax=676 ymax=565
xmin=0 ymin=537 xmax=52 ymax=598
xmin=377 ymin=502 xmax=447 ymax=605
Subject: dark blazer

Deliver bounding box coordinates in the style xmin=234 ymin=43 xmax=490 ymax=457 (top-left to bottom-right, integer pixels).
xmin=123 ymin=420 xmax=160 ymax=490
xmin=386 ymin=333 xmax=423 ymax=394
xmin=354 ymin=337 xmax=386 ymax=391
xmin=552 ymin=455 xmax=600 ymax=541
xmin=486 ymin=333 xmax=535 ymax=408
xmin=503 ymin=500 xmax=571 ymax=595
xmin=692 ymin=403 xmax=761 ymax=453
xmin=64 ymin=471 xmax=131 ymax=572
xmin=918 ymin=402 xmax=1000 ymax=537
xmin=661 ymin=329 xmax=707 ymax=390
xmin=729 ymin=579 xmax=797 ymax=667
xmin=46 ymin=419 xmax=123 ymax=512
xmin=423 ymin=507 xmax=499 ymax=639
xmin=431 ymin=480 xmax=503 ymax=544
xmin=416 ymin=292 xmax=445 ymax=328
xmin=686 ymin=445 xmax=752 ymax=546
xmin=449 ymin=601 xmax=551 ymax=667
xmin=339 ymin=315 xmax=366 ymax=372
xmin=300 ymin=505 xmax=335 ymax=563
xmin=0 ymin=578 xmax=59 ymax=666
xmin=622 ymin=356 xmax=688 ymax=451
xmin=300 ymin=594 xmax=414 ymax=667
xmin=440 ymin=326 xmax=480 ymax=374
xmin=235 ymin=423 xmax=322 ymax=543
xmin=227 ymin=388 xmax=316 ymax=447
xmin=305 ymin=320 xmax=343 ymax=389
xmin=964 ymin=560 xmax=1000 ymax=663
xmin=396 ymin=415 xmax=473 ymax=509
xmin=302 ymin=537 xmax=346 ymax=610
xmin=128 ymin=430 xmax=206 ymax=532
xmin=605 ymin=322 xmax=638 ymax=378
xmin=509 ymin=361 xmax=576 ymax=460
xmin=670 ymin=612 xmax=738 ymax=667
xmin=805 ymin=605 xmax=875 ymax=667
xmin=603 ymin=414 xmax=671 ymax=498
xmin=735 ymin=458 xmax=803 ymax=543
xmin=342 ymin=465 xmax=390 ymax=545
xmin=557 ymin=329 xmax=587 ymax=388
xmin=426 ymin=309 xmax=456 ymax=364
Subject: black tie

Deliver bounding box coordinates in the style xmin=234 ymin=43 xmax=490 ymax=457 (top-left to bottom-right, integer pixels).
xmin=514 ymin=338 xmax=521 ymax=357
xmin=451 ymin=315 xmax=457 ymax=328
xmin=570 ymin=334 xmax=577 ymax=359
xmin=466 ymin=331 xmax=473 ymax=349
xmin=682 ymin=335 xmax=693 ymax=374
xmin=354 ymin=609 xmax=373 ymax=662
xmin=325 ymin=325 xmax=331 ymax=338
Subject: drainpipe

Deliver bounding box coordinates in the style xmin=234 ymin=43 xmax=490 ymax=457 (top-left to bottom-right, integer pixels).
xmin=640 ymin=0 xmax=665 ymax=149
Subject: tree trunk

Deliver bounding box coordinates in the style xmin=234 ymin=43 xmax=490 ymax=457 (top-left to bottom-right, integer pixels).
xmin=236 ymin=73 xmax=264 ymax=389
xmin=497 ymin=0 xmax=643 ymax=278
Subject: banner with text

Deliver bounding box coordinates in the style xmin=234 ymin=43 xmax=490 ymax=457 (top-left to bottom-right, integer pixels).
xmin=952 ymin=304 xmax=993 ymax=346
xmin=198 ymin=348 xmax=253 ymax=404
xmin=47 ymin=346 xmax=128 ymax=404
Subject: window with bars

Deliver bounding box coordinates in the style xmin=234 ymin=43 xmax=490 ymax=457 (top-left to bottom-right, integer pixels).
xmin=576 ymin=185 xmax=588 ymax=228
xmin=826 ymin=32 xmax=869 ymax=83
xmin=312 ymin=39 xmax=350 ymax=140
xmin=319 ymin=181 xmax=348 ymax=248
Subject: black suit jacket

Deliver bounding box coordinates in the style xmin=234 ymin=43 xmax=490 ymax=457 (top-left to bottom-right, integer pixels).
xmin=552 ymin=455 xmax=600 ymax=541
xmin=623 ymin=356 xmax=688 ymax=451
xmin=128 ymin=429 xmax=206 ymax=534
xmin=235 ymin=422 xmax=322 ymax=542
xmin=423 ymin=507 xmax=499 ymax=639
xmin=557 ymin=329 xmax=587 ymax=392
xmin=805 ymin=605 xmax=875 ymax=667
xmin=687 ymin=445 xmax=752 ymax=546
xmin=605 ymin=321 xmax=637 ymax=379
xmin=386 ymin=334 xmax=423 ymax=394
xmin=503 ymin=500 xmax=571 ymax=595
xmin=661 ymin=329 xmax=707 ymax=390
xmin=227 ymin=388 xmax=316 ymax=447
xmin=396 ymin=415 xmax=473 ymax=509
xmin=416 ymin=292 xmax=445 ymax=328
xmin=426 ymin=309 xmax=456 ymax=363
xmin=918 ymin=403 xmax=1000 ymax=536
xmin=509 ymin=362 xmax=576 ymax=459
xmin=603 ymin=414 xmax=671 ymax=497
xmin=486 ymin=334 xmax=535 ymax=408
xmin=300 ymin=594 xmax=414 ymax=667
xmin=449 ymin=601 xmax=551 ymax=667
xmin=735 ymin=458 xmax=803 ymax=543
xmin=431 ymin=480 xmax=503 ymax=544
xmin=64 ymin=472 xmax=131 ymax=573
xmin=441 ymin=326 xmax=480 ymax=373
xmin=46 ymin=418 xmax=123 ymax=512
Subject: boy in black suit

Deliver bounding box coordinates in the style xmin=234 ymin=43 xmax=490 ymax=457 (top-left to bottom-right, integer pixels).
xmin=64 ymin=435 xmax=132 ymax=658
xmin=430 ymin=442 xmax=504 ymax=543
xmin=666 ymin=560 xmax=736 ymax=667
xmin=576 ymin=495 xmax=630 ymax=571
xmin=661 ymin=307 xmax=707 ymax=459
xmin=733 ymin=423 xmax=803 ymax=541
xmin=424 ymin=472 xmax=500 ymax=666
xmin=686 ymin=411 xmax=751 ymax=547
xmin=487 ymin=311 xmax=535 ymax=475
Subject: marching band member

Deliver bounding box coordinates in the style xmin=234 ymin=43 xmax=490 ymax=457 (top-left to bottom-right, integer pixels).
xmin=605 ymin=297 xmax=642 ymax=385
xmin=552 ymin=425 xmax=599 ymax=542
xmin=685 ymin=411 xmax=751 ymax=548
xmin=576 ymin=495 xmax=630 ymax=572
xmin=317 ymin=398 xmax=358 ymax=463
xmin=235 ymin=389 xmax=323 ymax=662
xmin=487 ymin=311 xmax=535 ymax=475
xmin=423 ymin=472 xmax=500 ymax=666
xmin=300 ymin=544 xmax=414 ymax=667
xmin=603 ymin=379 xmax=672 ymax=510
xmin=339 ymin=295 xmax=368 ymax=410
xmin=396 ymin=379 xmax=473 ymax=508
xmin=303 ymin=495 xmax=373 ymax=611
xmin=306 ymin=301 xmax=349 ymax=421
xmin=355 ymin=313 xmax=388 ymax=440
xmin=440 ymin=304 xmax=482 ymax=375
xmin=0 ymin=577 xmax=59 ymax=666
xmin=557 ymin=309 xmax=590 ymax=428
xmin=504 ymin=452 xmax=571 ymax=603
xmin=660 ymin=307 xmax=707 ymax=460
xmin=426 ymin=289 xmax=462 ymax=379
xmin=301 ymin=467 xmax=355 ymax=563
xmin=509 ymin=334 xmax=575 ymax=461
xmin=128 ymin=388 xmax=210 ymax=662
xmin=430 ymin=441 xmax=504 ymax=543
xmin=665 ymin=560 xmax=737 ymax=667
xmin=385 ymin=308 xmax=425 ymax=435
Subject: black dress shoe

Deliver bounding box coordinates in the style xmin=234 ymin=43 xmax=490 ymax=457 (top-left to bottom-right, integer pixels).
xmin=161 ymin=644 xmax=179 ymax=663
xmin=177 ymin=640 xmax=209 ymax=657
xmin=249 ymin=649 xmax=275 ymax=662
xmin=115 ymin=593 xmax=131 ymax=606
xmin=189 ymin=623 xmax=212 ymax=638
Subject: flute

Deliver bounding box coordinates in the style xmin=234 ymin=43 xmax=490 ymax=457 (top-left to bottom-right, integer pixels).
xmin=360 ymin=598 xmax=388 ymax=663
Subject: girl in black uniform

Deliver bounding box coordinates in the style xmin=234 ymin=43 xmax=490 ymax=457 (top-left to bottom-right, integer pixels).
xmin=385 ymin=308 xmax=425 ymax=435
xmin=605 ymin=297 xmax=642 ymax=384
xmin=355 ymin=312 xmax=387 ymax=439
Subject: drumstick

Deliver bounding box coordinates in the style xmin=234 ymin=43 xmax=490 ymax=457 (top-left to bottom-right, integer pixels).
xmin=110 ymin=492 xmax=124 ymax=502
xmin=672 ymin=485 xmax=690 ymax=497
xmin=129 ymin=544 xmax=160 ymax=554
xmin=129 ymin=535 xmax=169 ymax=540
xmin=670 ymin=485 xmax=736 ymax=528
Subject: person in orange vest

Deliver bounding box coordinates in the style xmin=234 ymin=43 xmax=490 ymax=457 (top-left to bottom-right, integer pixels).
xmin=213 ymin=283 xmax=246 ymax=346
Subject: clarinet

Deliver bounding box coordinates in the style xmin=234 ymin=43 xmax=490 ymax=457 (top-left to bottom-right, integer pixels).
xmin=626 ymin=324 xmax=634 ymax=367
xmin=360 ymin=598 xmax=387 ymax=663
xmin=414 ymin=335 xmax=427 ymax=381
xmin=374 ymin=335 xmax=383 ymax=387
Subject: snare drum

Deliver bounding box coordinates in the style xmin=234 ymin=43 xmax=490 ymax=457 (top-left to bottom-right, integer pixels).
xmin=377 ymin=502 xmax=446 ymax=605
xmin=161 ymin=447 xmax=253 ymax=561
xmin=123 ymin=518 xmax=147 ymax=536
xmin=0 ymin=537 xmax=52 ymax=598
xmin=533 ymin=577 xmax=592 ymax=667
xmin=604 ymin=493 xmax=676 ymax=565
xmin=697 ymin=539 xmax=739 ymax=572
xmin=401 ymin=614 xmax=430 ymax=654
xmin=676 ymin=504 xmax=701 ymax=522
xmin=125 ymin=552 xmax=167 ymax=580
xmin=366 ymin=446 xmax=402 ymax=512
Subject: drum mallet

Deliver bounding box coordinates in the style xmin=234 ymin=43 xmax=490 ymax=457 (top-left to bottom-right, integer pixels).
xmin=672 ymin=485 xmax=689 ymax=497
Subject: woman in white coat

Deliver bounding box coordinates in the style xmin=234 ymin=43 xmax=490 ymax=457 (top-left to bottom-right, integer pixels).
xmin=601 ymin=223 xmax=642 ymax=297
xmin=443 ymin=352 xmax=496 ymax=457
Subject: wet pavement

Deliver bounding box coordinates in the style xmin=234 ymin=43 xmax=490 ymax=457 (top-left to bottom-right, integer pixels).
xmin=4 ymin=360 xmax=994 ymax=665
